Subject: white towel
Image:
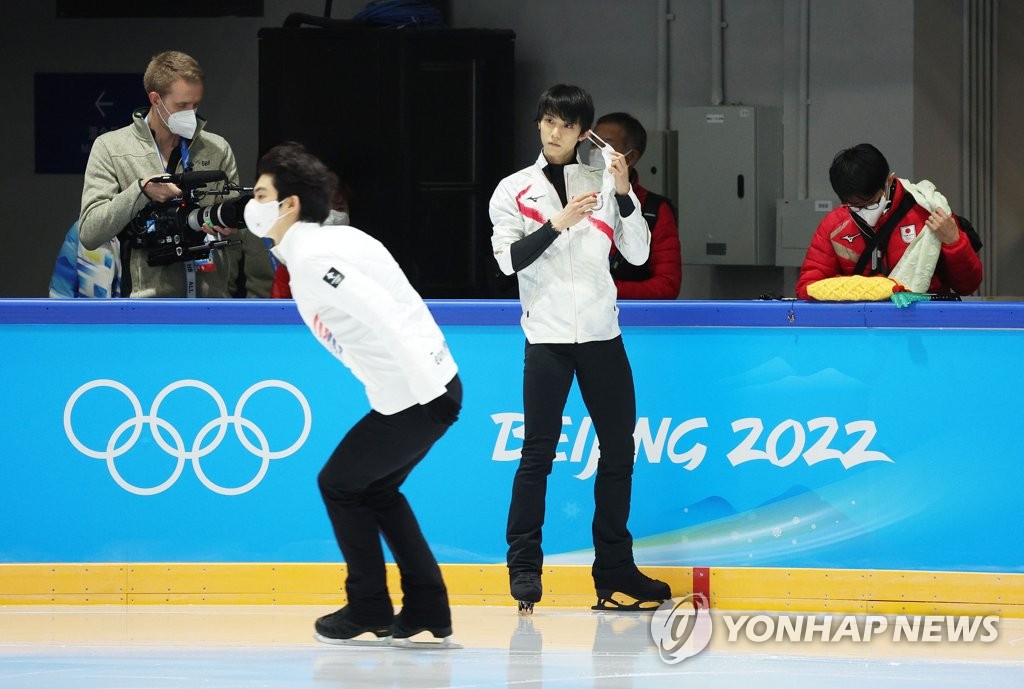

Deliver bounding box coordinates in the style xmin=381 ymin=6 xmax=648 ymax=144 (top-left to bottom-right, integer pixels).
xmin=886 ymin=179 xmax=948 ymax=292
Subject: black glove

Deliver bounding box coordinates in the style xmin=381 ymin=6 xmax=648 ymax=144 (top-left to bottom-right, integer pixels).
xmin=423 ymin=391 xmax=460 ymax=426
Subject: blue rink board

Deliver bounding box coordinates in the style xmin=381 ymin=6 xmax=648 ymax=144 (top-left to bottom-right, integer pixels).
xmin=1 ymin=299 xmax=1022 ymax=572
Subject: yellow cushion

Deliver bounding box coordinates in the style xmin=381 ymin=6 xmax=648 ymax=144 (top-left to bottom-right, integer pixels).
xmin=806 ymin=275 xmax=902 ymax=301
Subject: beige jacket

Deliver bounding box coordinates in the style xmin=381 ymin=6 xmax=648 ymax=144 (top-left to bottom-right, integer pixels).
xmin=79 ymin=108 xmax=271 ymax=297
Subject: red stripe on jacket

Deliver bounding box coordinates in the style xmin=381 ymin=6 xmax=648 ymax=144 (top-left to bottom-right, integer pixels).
xmin=588 ymin=216 xmax=614 ymax=243
xmin=516 ymin=186 xmax=547 ymax=225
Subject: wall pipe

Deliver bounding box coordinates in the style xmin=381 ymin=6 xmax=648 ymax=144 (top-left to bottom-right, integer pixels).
xmin=710 ymin=0 xmax=724 ymax=105
xmin=657 ymin=0 xmax=671 ymax=130
xmin=797 ymin=0 xmax=810 ymax=200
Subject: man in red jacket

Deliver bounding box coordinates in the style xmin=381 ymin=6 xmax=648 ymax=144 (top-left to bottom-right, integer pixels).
xmin=593 ymin=113 xmax=682 ymax=299
xmin=796 ymin=143 xmax=982 ymax=300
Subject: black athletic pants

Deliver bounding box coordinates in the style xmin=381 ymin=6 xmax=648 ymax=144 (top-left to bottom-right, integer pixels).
xmin=318 ymin=375 xmax=461 ymax=625
xmin=506 ymin=337 xmax=636 ymax=579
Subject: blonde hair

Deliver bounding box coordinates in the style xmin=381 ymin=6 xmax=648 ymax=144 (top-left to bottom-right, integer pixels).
xmin=143 ymin=51 xmax=204 ymax=95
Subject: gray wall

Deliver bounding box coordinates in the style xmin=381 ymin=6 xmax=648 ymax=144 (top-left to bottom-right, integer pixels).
xmin=997 ymin=0 xmax=1024 ymax=297
xmin=914 ymin=0 xmax=964 ymax=212
xmin=0 ymin=1 xmax=1017 ymax=298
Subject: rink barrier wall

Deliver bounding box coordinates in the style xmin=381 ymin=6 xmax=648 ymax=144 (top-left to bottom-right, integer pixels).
xmin=0 ymin=563 xmax=1022 ymax=617
xmin=3 ymin=299 xmax=1024 ymax=615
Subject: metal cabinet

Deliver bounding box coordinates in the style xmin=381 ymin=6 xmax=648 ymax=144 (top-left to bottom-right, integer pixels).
xmin=678 ymin=106 xmax=782 ymax=266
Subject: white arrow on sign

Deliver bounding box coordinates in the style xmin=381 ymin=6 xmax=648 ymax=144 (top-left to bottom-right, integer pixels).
xmin=94 ymin=91 xmax=113 ymax=117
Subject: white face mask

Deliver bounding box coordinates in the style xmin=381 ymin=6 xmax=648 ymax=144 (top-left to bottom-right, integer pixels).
xmin=851 ymin=179 xmax=893 ymax=228
xmin=326 ymin=209 xmax=351 ymax=226
xmin=157 ymin=98 xmax=198 ymax=139
xmin=853 ymin=193 xmax=888 ymax=228
xmin=584 ymin=131 xmax=615 ymax=170
xmin=244 ymin=198 xmax=292 ymax=238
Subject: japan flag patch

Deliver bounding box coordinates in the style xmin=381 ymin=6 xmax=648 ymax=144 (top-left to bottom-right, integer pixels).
xmin=899 ymin=224 xmax=917 ymax=243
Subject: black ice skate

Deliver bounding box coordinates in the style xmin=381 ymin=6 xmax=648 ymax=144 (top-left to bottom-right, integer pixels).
xmin=592 ymin=567 xmax=671 ymax=612
xmin=510 ymin=571 xmax=543 ymax=615
xmin=391 ymin=613 xmax=461 ymax=649
xmin=314 ymin=606 xmax=393 ymax=647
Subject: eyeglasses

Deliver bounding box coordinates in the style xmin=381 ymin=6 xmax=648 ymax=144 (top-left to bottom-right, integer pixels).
xmin=847 ymin=197 xmax=884 ymax=212
xmin=845 ymin=177 xmax=894 ymax=211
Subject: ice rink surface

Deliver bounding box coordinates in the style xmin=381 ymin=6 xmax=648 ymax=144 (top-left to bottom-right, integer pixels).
xmin=1 ymin=605 xmax=1021 ymax=688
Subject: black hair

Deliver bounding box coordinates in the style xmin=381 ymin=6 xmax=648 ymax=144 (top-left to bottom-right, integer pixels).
xmin=829 ymin=143 xmax=890 ymax=204
xmin=595 ymin=111 xmax=648 ymax=156
xmin=534 ymin=84 xmax=594 ymax=133
xmin=256 ymin=142 xmax=331 ymax=223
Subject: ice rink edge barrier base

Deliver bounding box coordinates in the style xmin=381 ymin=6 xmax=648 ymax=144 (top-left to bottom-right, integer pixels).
xmin=1 ymin=563 xmax=1022 ymax=617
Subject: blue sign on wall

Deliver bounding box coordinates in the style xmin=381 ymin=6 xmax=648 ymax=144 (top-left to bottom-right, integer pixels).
xmin=34 ymin=73 xmax=145 ymax=174
xmin=1 ymin=300 xmax=1022 ymax=574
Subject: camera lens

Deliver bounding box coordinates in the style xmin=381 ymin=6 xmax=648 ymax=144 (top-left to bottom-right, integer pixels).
xmin=186 ymin=195 xmax=251 ymax=232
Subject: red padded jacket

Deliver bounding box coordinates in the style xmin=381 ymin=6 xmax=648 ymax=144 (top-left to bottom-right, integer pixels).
xmin=796 ymin=179 xmax=982 ymax=300
xmin=614 ymin=181 xmax=682 ymax=300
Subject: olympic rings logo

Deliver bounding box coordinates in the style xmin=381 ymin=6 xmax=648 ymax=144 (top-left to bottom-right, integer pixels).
xmin=63 ymin=379 xmax=312 ymax=496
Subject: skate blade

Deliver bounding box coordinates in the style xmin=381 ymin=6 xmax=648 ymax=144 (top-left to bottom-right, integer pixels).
xmin=517 ymin=601 xmax=535 ymax=616
xmin=314 ymin=632 xmax=394 ymax=647
xmin=592 ymin=592 xmax=664 ymax=612
xmin=392 ymin=633 xmax=462 ymax=650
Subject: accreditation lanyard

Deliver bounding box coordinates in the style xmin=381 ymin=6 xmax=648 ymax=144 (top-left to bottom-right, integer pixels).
xmin=264 ymin=238 xmax=279 ymax=274
xmin=147 ymin=121 xmax=192 ymax=175
xmin=148 ymin=120 xmax=199 ymax=297
xmin=176 ymin=139 xmax=199 ymax=298
xmin=176 ymin=138 xmax=192 ymax=173
xmin=169 ymin=138 xmax=195 ymax=294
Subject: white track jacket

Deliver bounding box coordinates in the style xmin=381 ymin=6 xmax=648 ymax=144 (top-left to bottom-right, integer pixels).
xmin=490 ymin=152 xmax=650 ymax=344
xmin=272 ymin=222 xmax=457 ymax=414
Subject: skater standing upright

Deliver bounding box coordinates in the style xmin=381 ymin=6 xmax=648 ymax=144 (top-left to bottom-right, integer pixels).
xmin=246 ymin=143 xmax=461 ymax=645
xmin=489 ymin=84 xmax=671 ymax=614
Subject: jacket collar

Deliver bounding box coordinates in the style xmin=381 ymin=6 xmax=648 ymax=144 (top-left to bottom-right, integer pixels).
xmin=271 ymin=220 xmax=320 ymax=267
xmin=534 ymin=150 xmax=583 ymax=170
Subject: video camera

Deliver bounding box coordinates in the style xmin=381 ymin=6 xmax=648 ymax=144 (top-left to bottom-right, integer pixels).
xmin=130 ymin=170 xmax=252 ymax=267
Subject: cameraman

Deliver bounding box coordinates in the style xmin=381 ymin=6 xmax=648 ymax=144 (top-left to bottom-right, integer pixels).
xmin=79 ymin=50 xmax=265 ymax=297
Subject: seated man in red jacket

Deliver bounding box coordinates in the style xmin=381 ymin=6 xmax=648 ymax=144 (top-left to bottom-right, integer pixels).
xmin=796 ymin=143 xmax=982 ymax=300
xmin=593 ymin=112 xmax=682 ymax=299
